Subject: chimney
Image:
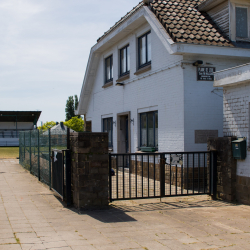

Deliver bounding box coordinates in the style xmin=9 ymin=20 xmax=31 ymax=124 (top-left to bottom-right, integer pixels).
xmin=60 ymin=121 xmax=64 ymax=129
xmin=143 ymin=0 xmax=153 ymax=5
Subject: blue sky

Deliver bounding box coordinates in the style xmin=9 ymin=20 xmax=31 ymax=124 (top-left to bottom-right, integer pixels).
xmin=0 ymin=0 xmax=140 ymax=125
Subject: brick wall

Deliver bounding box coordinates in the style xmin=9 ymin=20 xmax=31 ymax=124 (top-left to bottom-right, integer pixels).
xmin=70 ymin=132 xmax=109 ymax=210
xmin=208 ymin=137 xmax=237 ymax=202
xmin=223 ymin=84 xmax=250 ymax=178
xmin=222 ymin=83 xmax=250 ymax=205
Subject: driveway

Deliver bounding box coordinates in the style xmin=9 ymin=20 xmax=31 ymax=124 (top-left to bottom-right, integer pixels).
xmin=0 ymin=159 xmax=250 ymax=250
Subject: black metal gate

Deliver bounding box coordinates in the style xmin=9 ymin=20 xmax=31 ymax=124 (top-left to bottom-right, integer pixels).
xmin=51 ymin=149 xmax=71 ymax=205
xmin=109 ymin=151 xmax=217 ymax=201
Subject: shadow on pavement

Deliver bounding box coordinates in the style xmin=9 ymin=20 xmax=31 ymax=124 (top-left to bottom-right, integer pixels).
xmin=81 ymin=208 xmax=137 ymax=223
xmin=109 ymin=198 xmax=237 ymax=213
xmin=53 ymin=194 xmax=238 ymax=223
xmin=53 ymin=195 xmax=137 ymax=223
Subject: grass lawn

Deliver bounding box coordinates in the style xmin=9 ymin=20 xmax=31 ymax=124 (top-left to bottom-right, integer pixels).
xmin=0 ymin=147 xmax=19 ymax=159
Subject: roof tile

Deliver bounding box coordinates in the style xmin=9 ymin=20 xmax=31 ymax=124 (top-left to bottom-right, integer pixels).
xmin=97 ymin=0 xmax=234 ymax=47
xmin=150 ymin=0 xmax=233 ymax=47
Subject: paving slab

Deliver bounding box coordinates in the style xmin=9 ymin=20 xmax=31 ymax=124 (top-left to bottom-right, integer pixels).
xmin=1 ymin=159 xmax=250 ymax=250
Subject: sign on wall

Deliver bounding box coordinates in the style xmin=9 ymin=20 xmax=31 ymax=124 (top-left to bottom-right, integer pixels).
xmin=195 ymin=130 xmax=218 ymax=144
xmin=197 ymin=67 xmax=216 ymax=81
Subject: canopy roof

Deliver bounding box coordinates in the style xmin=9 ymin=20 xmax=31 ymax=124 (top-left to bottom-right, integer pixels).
xmin=0 ymin=111 xmax=41 ymax=124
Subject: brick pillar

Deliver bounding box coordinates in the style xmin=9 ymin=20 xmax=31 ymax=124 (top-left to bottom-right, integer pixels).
xmin=70 ymin=132 xmax=109 ymax=210
xmin=207 ymin=137 xmax=237 ymax=202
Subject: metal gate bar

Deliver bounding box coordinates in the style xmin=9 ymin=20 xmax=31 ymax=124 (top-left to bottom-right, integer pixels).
xmin=109 ymin=151 xmax=215 ymax=202
xmin=51 ymin=149 xmax=72 ymax=205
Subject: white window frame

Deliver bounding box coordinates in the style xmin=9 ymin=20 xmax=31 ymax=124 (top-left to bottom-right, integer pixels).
xmin=230 ymin=1 xmax=250 ymax=42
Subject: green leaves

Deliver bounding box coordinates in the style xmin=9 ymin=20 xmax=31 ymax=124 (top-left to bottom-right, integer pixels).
xmin=64 ymin=117 xmax=84 ymax=132
xmin=38 ymin=121 xmax=56 ymax=130
xmin=65 ymin=95 xmax=80 ymax=121
xmin=65 ymin=96 xmax=75 ymax=121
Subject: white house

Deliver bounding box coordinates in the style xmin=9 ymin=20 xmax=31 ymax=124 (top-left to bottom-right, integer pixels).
xmin=76 ymin=0 xmax=250 ymax=153
xmin=214 ymin=63 xmax=250 ymax=181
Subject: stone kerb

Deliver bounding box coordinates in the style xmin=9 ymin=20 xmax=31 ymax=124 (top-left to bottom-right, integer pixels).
xmin=70 ymin=132 xmax=109 ymax=210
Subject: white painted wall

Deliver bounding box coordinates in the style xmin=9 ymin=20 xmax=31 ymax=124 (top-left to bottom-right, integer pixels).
xmin=183 ymin=55 xmax=249 ymax=151
xmin=86 ymin=24 xmax=184 ymax=153
xmin=223 ymin=81 xmax=250 ymax=177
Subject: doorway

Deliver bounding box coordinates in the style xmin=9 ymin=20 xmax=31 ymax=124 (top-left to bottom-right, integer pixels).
xmin=117 ymin=112 xmax=130 ymax=154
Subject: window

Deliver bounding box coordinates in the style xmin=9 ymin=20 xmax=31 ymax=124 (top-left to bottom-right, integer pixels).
xmin=103 ymin=117 xmax=113 ymax=148
xmin=138 ymin=31 xmax=151 ymax=68
xmin=236 ymin=7 xmax=249 ymax=38
xmin=120 ymin=45 xmax=130 ymax=76
xmin=105 ymin=55 xmax=113 ymax=83
xmin=140 ymin=111 xmax=158 ymax=148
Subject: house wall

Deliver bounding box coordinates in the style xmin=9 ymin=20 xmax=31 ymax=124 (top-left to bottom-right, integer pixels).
xmin=223 ymin=82 xmax=250 ymax=177
xmin=86 ymin=17 xmax=250 ymax=154
xmin=183 ymin=55 xmax=249 ymax=152
xmin=223 ymin=80 xmax=250 ymax=204
xmin=86 ymin=23 xmax=184 ymax=153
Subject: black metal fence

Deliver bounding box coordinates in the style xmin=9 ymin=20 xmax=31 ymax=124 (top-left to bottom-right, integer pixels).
xmin=19 ymin=129 xmax=68 ymax=187
xmin=51 ymin=149 xmax=71 ymax=206
xmin=109 ymin=151 xmax=216 ymax=201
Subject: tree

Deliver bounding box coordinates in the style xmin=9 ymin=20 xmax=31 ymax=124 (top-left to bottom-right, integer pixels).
xmin=74 ymin=95 xmax=79 ymax=112
xmin=38 ymin=121 xmax=56 ymax=130
xmin=64 ymin=117 xmax=84 ymax=132
xmin=65 ymin=96 xmax=75 ymax=121
xmin=65 ymin=95 xmax=80 ymax=121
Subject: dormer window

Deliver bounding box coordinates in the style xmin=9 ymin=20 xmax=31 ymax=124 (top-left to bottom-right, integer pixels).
xmin=236 ymin=6 xmax=249 ymax=39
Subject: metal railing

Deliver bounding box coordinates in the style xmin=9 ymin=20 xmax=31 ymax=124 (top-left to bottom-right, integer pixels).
xmin=109 ymin=151 xmax=216 ymax=201
xmin=51 ymin=149 xmax=71 ymax=206
xmin=19 ymin=129 xmax=68 ymax=187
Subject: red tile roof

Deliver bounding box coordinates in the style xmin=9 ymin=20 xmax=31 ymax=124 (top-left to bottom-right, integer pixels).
xmin=97 ymin=0 xmax=234 ymax=47
xmin=151 ymin=0 xmax=233 ymax=47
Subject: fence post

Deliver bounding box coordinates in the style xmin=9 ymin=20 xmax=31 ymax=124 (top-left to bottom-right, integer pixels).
xmin=160 ymin=154 xmax=165 ymax=197
xmin=210 ymin=151 xmax=217 ymax=200
xmin=67 ymin=127 xmax=70 ymax=150
xmin=109 ymin=153 xmax=112 ymax=202
xmin=29 ymin=130 xmax=32 ymax=173
xmin=19 ymin=134 xmax=21 ymax=163
xmin=65 ymin=149 xmax=71 ymax=206
xmin=24 ymin=132 xmax=25 ymax=160
xmin=38 ymin=129 xmax=40 ymax=181
xmin=49 ymin=128 xmax=51 ymax=189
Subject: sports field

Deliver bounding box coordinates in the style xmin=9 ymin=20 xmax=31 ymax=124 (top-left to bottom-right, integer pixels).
xmin=0 ymin=147 xmax=19 ymax=159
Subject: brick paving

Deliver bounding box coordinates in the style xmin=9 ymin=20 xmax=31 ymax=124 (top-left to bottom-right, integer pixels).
xmin=1 ymin=159 xmax=250 ymax=249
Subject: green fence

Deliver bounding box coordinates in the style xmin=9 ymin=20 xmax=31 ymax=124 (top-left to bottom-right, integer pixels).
xmin=19 ymin=129 xmax=68 ymax=187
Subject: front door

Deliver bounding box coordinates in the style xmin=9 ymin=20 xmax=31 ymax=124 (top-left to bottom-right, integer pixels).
xmin=117 ymin=114 xmax=130 ymax=154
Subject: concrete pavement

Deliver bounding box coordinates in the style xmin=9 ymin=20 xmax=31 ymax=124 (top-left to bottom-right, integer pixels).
xmin=1 ymin=159 xmax=250 ymax=250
